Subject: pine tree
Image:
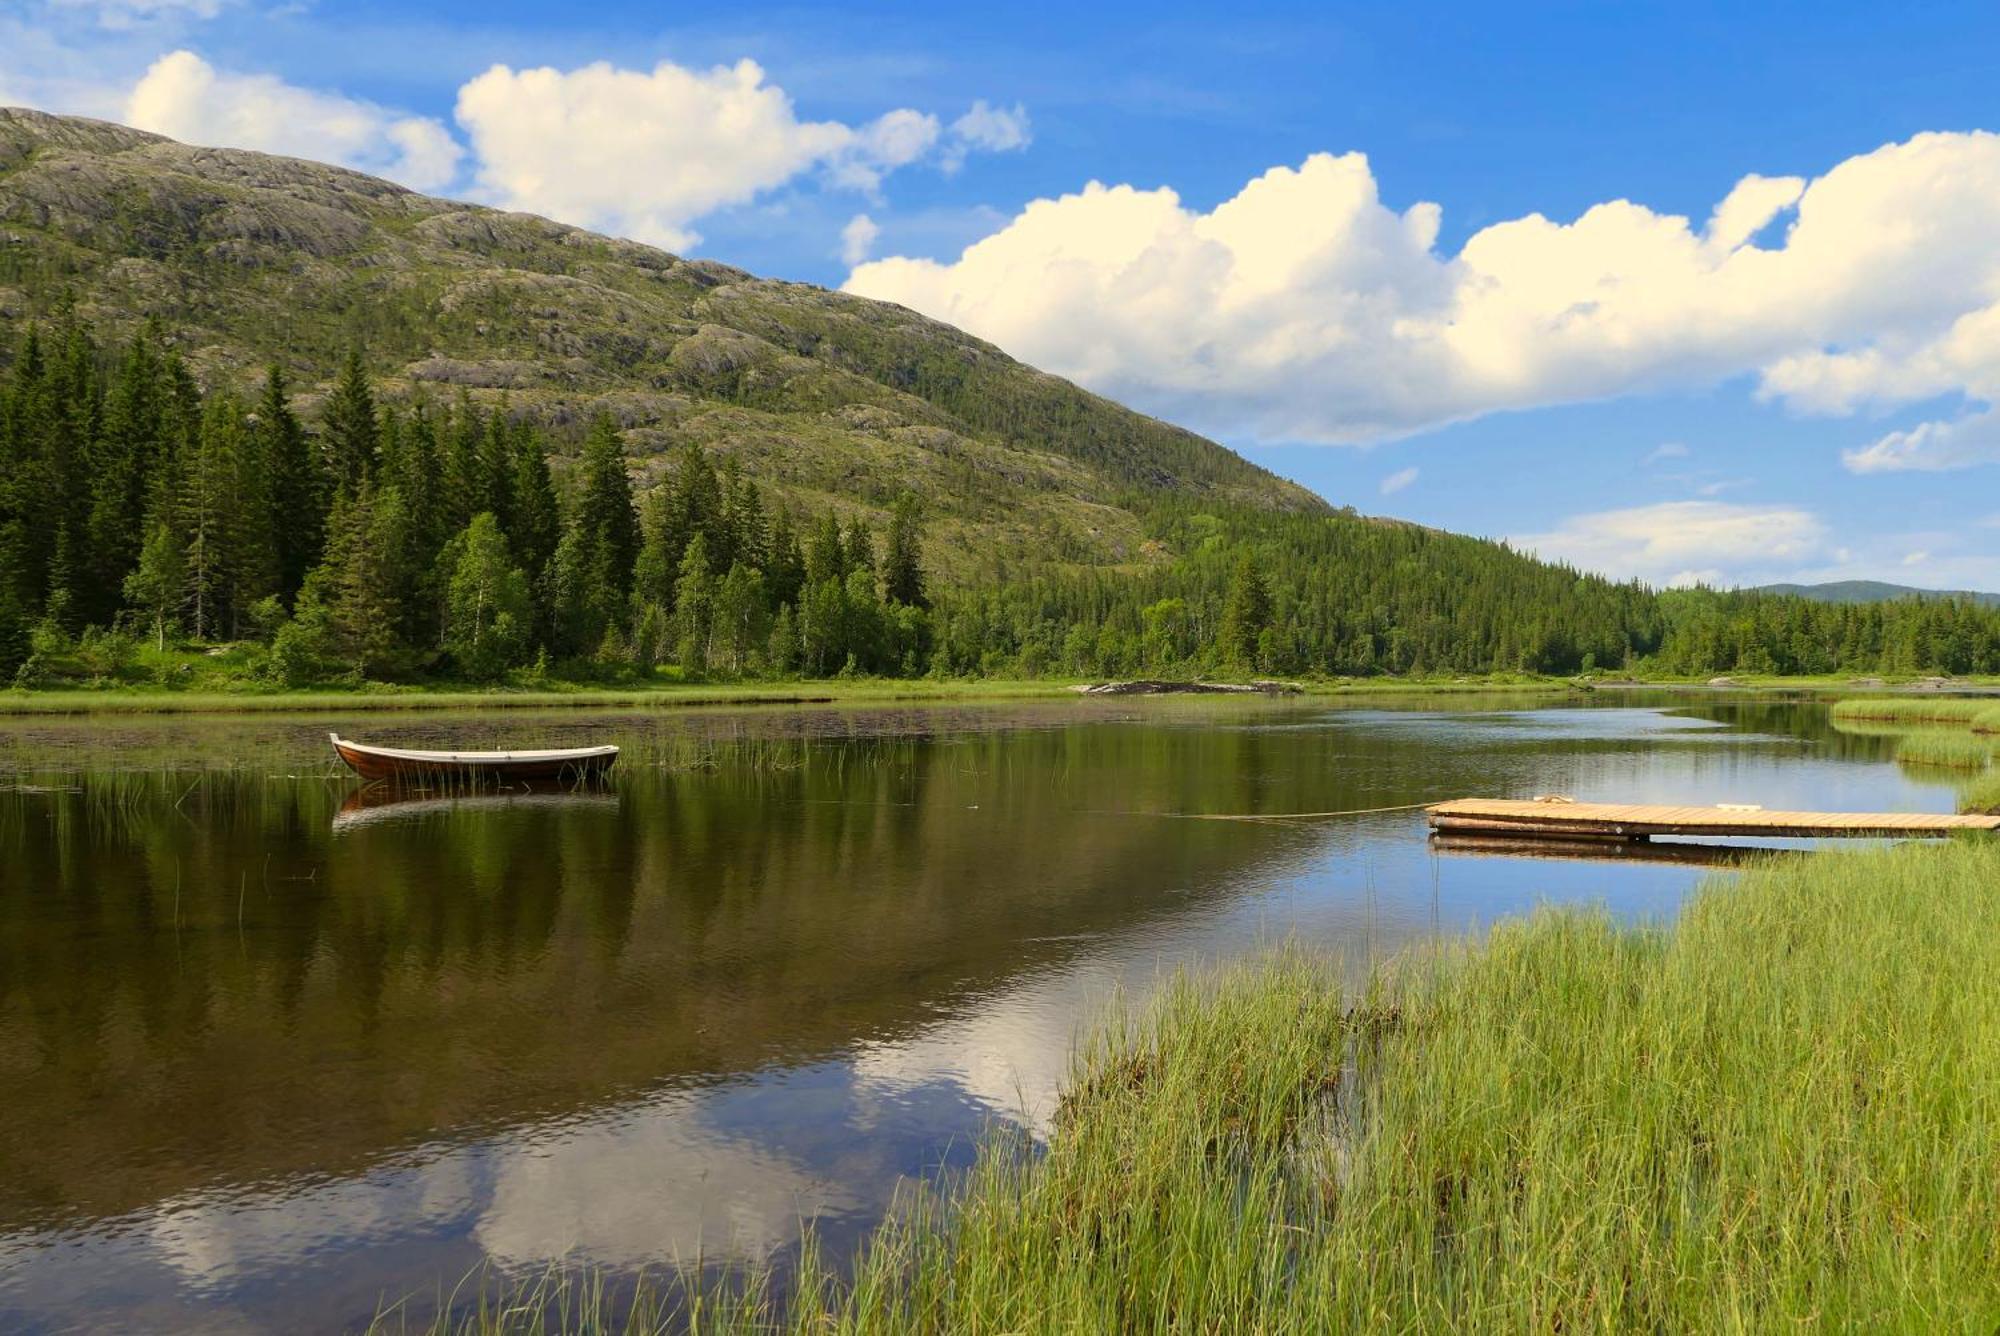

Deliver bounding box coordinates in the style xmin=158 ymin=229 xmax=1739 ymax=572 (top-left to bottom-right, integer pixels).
xmin=509 ymin=425 xmax=560 ymax=585
xmin=255 ymin=365 xmax=322 ymax=605
xmin=178 ymin=394 xmax=245 ymax=640
xmin=481 ymin=404 xmax=517 ymax=532
xmin=315 ymin=481 xmax=406 ymax=678
xmin=765 ymin=512 xmax=806 ymax=611
xmin=85 ymin=328 xmax=166 ymax=624
xmin=321 ymin=348 xmax=378 ymax=492
xmin=634 ymin=485 xmax=680 ymax=614
xmin=574 ymin=416 xmax=638 ymax=602
xmin=883 ymin=493 xmax=927 ymax=608
xmin=1219 ymin=554 xmax=1273 ymax=668
xmin=844 ymin=519 xmax=876 ymax=580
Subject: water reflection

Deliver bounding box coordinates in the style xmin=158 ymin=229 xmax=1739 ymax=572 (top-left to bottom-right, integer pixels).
xmin=0 ymin=693 xmax=1967 ymax=1331
xmin=331 ymin=785 xmax=621 ymax=836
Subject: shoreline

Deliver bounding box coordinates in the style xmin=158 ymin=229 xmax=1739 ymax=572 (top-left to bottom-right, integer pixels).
xmin=10 ymin=672 xmax=2000 ymax=717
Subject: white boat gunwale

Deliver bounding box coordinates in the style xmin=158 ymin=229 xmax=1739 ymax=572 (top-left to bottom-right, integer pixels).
xmin=328 ymin=733 xmax=620 ymax=764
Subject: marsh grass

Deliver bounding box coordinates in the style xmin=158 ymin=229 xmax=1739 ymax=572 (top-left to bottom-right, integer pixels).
xmin=1893 ymin=729 xmax=1995 ymax=771
xmin=395 ymin=838 xmax=2000 ymax=1332
xmin=1829 ymin=697 xmax=1992 ymax=726
xmin=1960 ymin=770 xmax=2000 ymax=815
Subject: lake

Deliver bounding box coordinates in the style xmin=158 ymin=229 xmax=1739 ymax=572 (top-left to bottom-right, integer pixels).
xmin=0 ymin=691 xmax=1958 ymax=1332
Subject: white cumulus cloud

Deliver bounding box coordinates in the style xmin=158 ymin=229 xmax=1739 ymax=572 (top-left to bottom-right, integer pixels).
xmin=1511 ymin=501 xmax=1829 ymax=587
xmin=1379 ymin=466 xmax=1418 ymax=495
xmin=944 ymin=100 xmax=1030 ymax=171
xmin=124 ymin=50 xmax=461 ymax=190
xmin=845 ymin=132 xmax=2000 ymax=461
xmin=840 ymin=213 xmax=880 ymax=266
xmin=456 ymin=58 xmax=1019 ymax=250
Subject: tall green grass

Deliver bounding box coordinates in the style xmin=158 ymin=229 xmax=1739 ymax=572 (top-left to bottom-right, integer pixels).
xmin=1960 ymin=771 xmax=2000 ymax=815
xmin=1893 ymin=729 xmax=1995 ymax=771
xmin=394 ymin=838 xmax=2000 ymax=1332
xmin=1830 ymin=697 xmax=1992 ymax=726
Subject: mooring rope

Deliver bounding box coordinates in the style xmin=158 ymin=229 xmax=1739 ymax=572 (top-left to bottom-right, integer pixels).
xmin=1089 ymin=800 xmax=1441 ymax=823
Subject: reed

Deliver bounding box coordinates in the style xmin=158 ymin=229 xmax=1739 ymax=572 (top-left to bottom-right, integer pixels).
xmin=391 ymin=838 xmax=2000 ymax=1332
xmin=1961 ymin=770 xmax=2000 ymax=815
xmin=1893 ymin=729 xmax=1995 ymax=771
xmin=1829 ymin=697 xmax=1991 ymax=726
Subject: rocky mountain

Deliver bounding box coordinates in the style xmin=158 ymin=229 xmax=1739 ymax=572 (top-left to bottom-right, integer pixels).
xmin=0 ymin=107 xmax=1324 ymax=582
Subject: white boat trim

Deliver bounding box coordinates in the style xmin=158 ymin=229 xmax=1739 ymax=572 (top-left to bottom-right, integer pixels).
xmin=328 ymin=733 xmax=620 ymax=764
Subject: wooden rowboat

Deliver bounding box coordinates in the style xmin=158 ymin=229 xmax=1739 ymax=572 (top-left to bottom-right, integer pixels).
xmin=329 ymin=733 xmax=619 ymax=783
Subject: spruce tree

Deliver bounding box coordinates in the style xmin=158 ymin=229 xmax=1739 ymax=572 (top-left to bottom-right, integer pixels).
xmin=85 ymin=328 xmax=166 ymax=624
xmin=509 ymin=425 xmax=560 ymax=585
xmin=178 ymin=394 xmax=245 ymax=640
xmin=574 ymin=416 xmax=638 ymax=602
xmin=1219 ymin=554 xmax=1275 ymax=668
xmin=883 ymin=493 xmax=927 ymax=608
xmin=255 ymin=365 xmax=322 ymax=605
xmin=321 ymin=348 xmax=378 ymax=491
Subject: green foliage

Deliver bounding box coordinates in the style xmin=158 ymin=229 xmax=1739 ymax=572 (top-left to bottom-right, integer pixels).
xmin=9 ymin=314 xmax=2000 ymax=692
xmin=121 ymin=520 xmax=183 ymax=652
xmin=442 ymin=513 xmax=533 ymax=681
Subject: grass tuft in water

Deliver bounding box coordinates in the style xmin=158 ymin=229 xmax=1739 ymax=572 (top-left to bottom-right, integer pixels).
xmin=1959 ymin=770 xmax=2000 ymax=814
xmin=393 ymin=839 xmax=2000 ymax=1332
xmin=1829 ymin=697 xmax=1991 ymax=726
xmin=1893 ymin=729 xmax=1995 ymax=771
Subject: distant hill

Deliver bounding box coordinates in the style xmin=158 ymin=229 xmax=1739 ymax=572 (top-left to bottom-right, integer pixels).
xmin=1750 ymin=581 xmax=2000 ymax=608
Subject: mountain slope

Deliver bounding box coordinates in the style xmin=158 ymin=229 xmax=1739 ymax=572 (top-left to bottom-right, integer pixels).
xmin=1750 ymin=581 xmax=2000 ymax=608
xmin=0 ymin=107 xmax=1322 ymax=581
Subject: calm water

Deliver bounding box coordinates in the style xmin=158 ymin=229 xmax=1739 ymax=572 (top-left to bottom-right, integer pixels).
xmin=0 ymin=692 xmax=1960 ymax=1332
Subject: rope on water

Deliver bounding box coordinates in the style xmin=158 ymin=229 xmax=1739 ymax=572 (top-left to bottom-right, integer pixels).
xmin=1090 ymin=799 xmax=1442 ymax=824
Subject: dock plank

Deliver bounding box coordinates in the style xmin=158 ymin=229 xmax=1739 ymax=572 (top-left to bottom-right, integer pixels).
xmin=1427 ymin=799 xmax=2000 ymax=841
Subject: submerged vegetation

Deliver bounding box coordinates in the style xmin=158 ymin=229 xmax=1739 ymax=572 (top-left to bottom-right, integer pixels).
xmin=389 ymin=838 xmax=2000 ymax=1332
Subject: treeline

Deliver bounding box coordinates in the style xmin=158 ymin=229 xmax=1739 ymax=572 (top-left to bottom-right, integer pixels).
xmin=6 ymin=319 xmax=2000 ymax=686
xmin=0 ymin=321 xmax=930 ymax=684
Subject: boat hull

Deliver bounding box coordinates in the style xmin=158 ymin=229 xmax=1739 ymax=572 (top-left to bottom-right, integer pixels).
xmin=330 ymin=735 xmax=619 ymax=784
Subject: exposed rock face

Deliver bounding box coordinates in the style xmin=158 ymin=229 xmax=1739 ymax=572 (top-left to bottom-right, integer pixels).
xmin=0 ymin=107 xmax=1325 ymax=579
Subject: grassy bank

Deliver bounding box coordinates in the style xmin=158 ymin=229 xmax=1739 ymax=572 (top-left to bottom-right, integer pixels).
xmin=0 ymin=679 xmax=1085 ymax=716
xmin=0 ymin=674 xmax=1600 ymax=716
xmin=395 ymin=837 xmax=2000 ymax=1332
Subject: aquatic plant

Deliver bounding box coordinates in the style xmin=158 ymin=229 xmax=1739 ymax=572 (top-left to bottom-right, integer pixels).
xmin=1893 ymin=729 xmax=1995 ymax=770
xmin=391 ymin=838 xmax=2000 ymax=1332
xmin=1830 ymin=697 xmax=1991 ymax=726
xmin=1960 ymin=770 xmax=2000 ymax=815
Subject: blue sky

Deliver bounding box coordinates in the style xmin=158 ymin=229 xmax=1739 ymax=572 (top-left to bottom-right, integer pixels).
xmin=5 ymin=0 xmax=1999 ymax=590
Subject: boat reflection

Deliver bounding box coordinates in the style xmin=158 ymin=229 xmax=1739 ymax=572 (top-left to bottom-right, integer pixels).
xmin=332 ymin=783 xmax=620 ymax=835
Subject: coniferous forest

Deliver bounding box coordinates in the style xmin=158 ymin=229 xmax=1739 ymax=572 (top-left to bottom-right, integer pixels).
xmin=5 ymin=319 xmax=2000 ymax=689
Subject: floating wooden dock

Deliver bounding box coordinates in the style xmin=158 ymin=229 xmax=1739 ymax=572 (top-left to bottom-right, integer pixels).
xmin=1428 ymin=799 xmax=2000 ymax=843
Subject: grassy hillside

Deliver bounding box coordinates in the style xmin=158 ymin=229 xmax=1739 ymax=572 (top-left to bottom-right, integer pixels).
xmin=0 ymin=107 xmax=1317 ymax=584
